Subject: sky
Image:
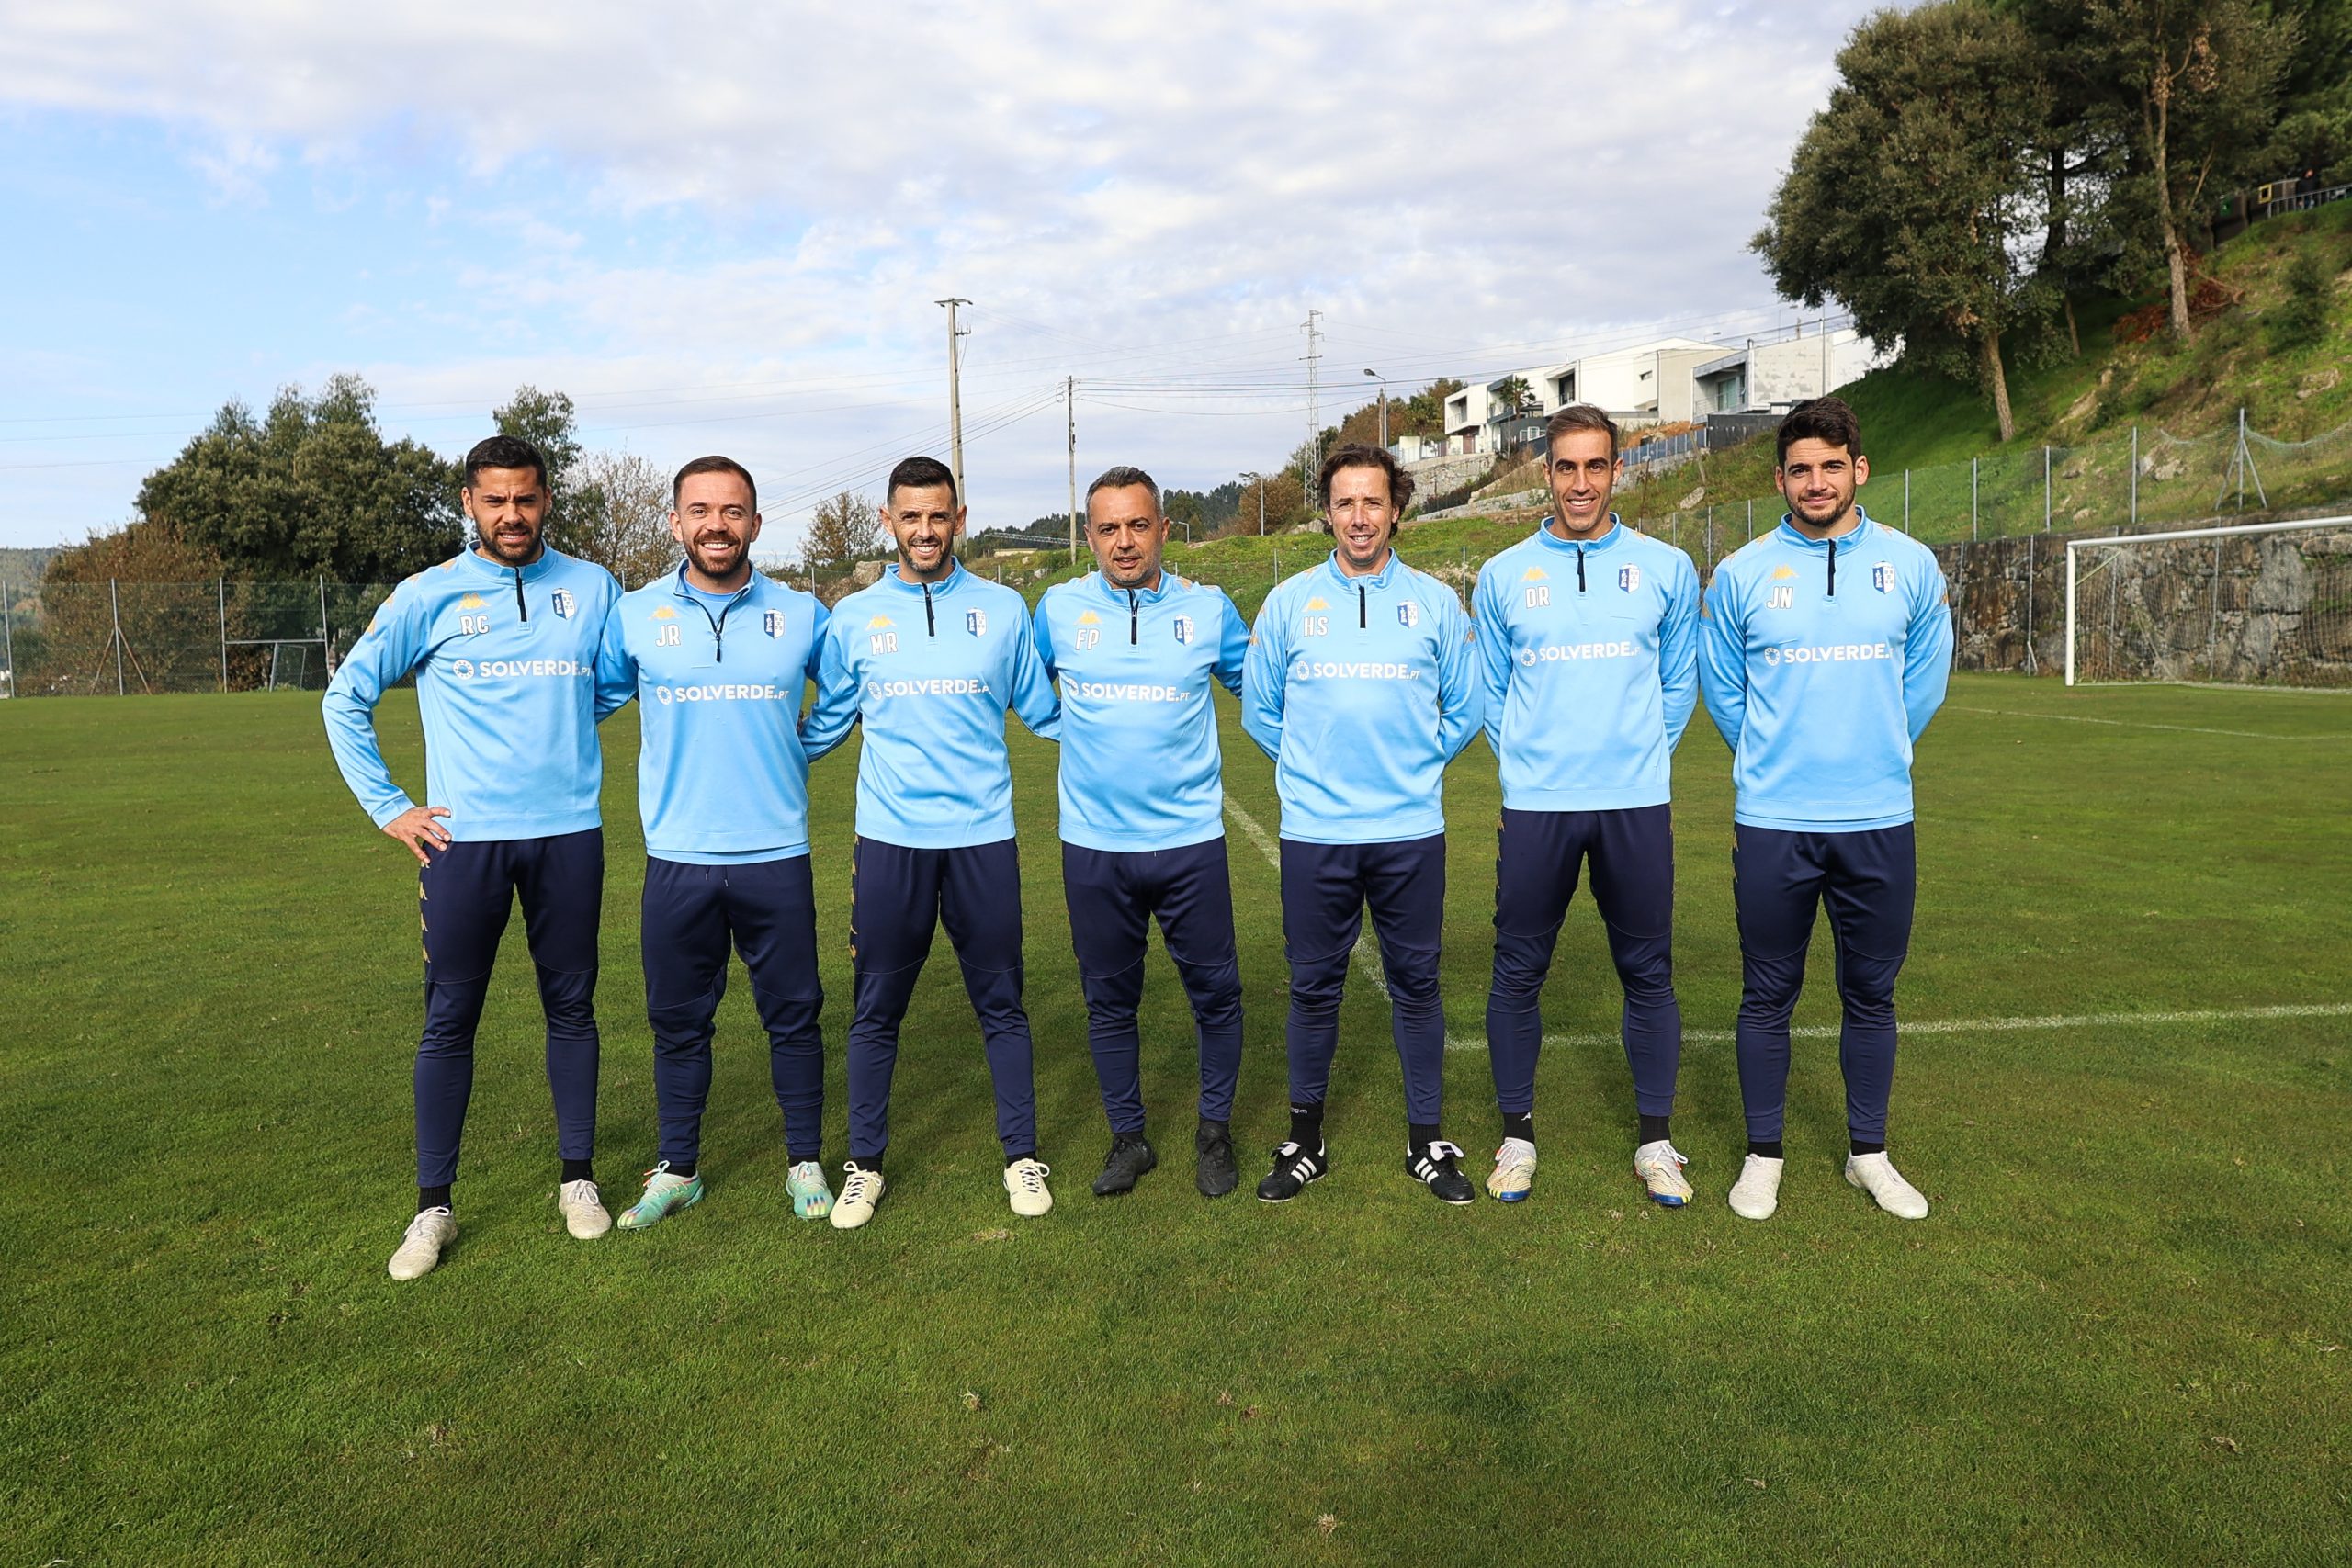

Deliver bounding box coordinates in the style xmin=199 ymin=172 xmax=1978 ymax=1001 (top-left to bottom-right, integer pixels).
xmin=0 ymin=0 xmax=1885 ymax=558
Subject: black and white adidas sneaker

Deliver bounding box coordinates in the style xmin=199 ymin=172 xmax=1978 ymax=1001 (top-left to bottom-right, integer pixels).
xmin=1256 ymin=1139 xmax=1329 ymax=1202
xmin=1407 ymin=1140 xmax=1476 ymax=1204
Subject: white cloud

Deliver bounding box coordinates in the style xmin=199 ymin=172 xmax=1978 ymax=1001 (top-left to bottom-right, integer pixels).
xmin=0 ymin=0 xmax=1881 ymax=549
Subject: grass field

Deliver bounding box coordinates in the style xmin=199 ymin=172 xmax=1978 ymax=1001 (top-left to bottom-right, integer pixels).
xmin=2 ymin=675 xmax=2348 ymax=1564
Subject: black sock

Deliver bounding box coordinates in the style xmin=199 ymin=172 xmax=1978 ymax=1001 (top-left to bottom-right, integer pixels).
xmin=1408 ymin=1122 xmax=1441 ymax=1153
xmin=560 ymin=1158 xmax=594 ymax=1184
xmin=787 ymin=1150 xmax=820 ymax=1168
xmin=1288 ymin=1102 xmax=1325 ymax=1147
xmin=846 ymin=1156 xmax=881 ymax=1177
xmin=1004 ymin=1150 xmax=1036 ymax=1168
xmin=1748 ymin=1139 xmax=1784 ymax=1159
xmin=1501 ymin=1112 xmax=1534 ymax=1144
xmin=1849 ymin=1138 xmax=1885 ymax=1157
xmin=1638 ymin=1113 xmax=1671 ymax=1145
xmin=417 ymin=1185 xmax=452 ymax=1213
xmin=668 ymin=1163 xmax=696 ymax=1180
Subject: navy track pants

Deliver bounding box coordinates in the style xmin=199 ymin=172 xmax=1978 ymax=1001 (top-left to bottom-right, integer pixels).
xmin=1062 ymin=838 xmax=1244 ymax=1133
xmin=1279 ymin=833 xmax=1448 ymax=1126
xmin=414 ymin=829 xmax=603 ymax=1189
xmin=846 ymin=837 xmax=1037 ymax=1165
xmin=640 ymin=854 xmax=825 ymax=1168
xmin=1486 ymin=804 xmax=1681 ymax=1120
xmin=1732 ymin=823 xmax=1917 ymax=1144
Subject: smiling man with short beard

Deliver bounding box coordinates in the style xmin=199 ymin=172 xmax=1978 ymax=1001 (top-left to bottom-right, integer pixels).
xmin=594 ymin=456 xmax=838 ymax=1231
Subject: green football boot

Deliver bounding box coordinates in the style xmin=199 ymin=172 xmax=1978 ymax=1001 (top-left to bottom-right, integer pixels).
xmin=787 ymin=1159 xmax=834 ymax=1221
xmin=616 ymin=1162 xmax=704 ymax=1230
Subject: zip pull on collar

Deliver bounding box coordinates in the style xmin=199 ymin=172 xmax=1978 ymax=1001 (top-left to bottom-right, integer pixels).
xmin=1127 ymin=587 xmax=1139 ymax=644
xmin=1358 ymin=582 xmax=1367 ymax=628
xmin=514 ymin=564 xmax=528 ymax=622
xmin=1576 ymin=545 xmax=1587 ymax=594
xmin=1826 ymin=538 xmax=1838 ymax=597
xmin=922 ymin=581 xmax=936 ymax=636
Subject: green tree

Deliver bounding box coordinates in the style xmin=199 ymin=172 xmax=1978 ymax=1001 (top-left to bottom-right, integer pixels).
xmin=1396 ymin=378 xmax=1464 ymax=441
xmin=566 ymin=451 xmax=677 ymax=589
xmin=1754 ymin=3 xmax=2051 ymax=441
xmin=1491 ymin=376 xmax=1537 ymax=415
xmin=135 ymin=376 xmax=458 ymax=581
xmin=2084 ymin=0 xmax=2295 ymax=339
xmin=2262 ymin=0 xmax=2352 ymax=183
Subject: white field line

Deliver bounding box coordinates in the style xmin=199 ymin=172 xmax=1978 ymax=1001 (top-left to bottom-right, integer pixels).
xmin=1951 ymin=705 xmax=2350 ymax=741
xmin=1225 ymin=802 xmax=2350 ymax=1053
xmin=1440 ymin=1001 xmax=2352 ymax=1052
xmin=1223 ymin=796 xmax=1391 ymax=999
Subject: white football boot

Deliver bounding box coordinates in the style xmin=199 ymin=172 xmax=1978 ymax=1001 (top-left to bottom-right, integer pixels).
xmin=556 ymin=1178 xmax=612 ymax=1239
xmin=1487 ymin=1138 xmax=1538 ymax=1201
xmin=1845 ymin=1151 xmax=1930 ymax=1219
xmin=831 ymin=1163 xmax=887 ymax=1231
xmin=1633 ymin=1140 xmax=1694 ymax=1206
xmin=1727 ymin=1154 xmax=1784 ymax=1221
xmin=1004 ymin=1157 xmax=1054 ymax=1218
xmin=388 ymin=1207 xmax=458 ymax=1280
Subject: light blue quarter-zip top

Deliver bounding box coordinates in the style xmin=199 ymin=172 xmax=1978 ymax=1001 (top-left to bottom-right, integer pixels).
xmin=1035 ymin=570 xmax=1248 ymax=852
xmin=595 ymin=564 xmax=830 ymax=863
xmin=800 ymin=560 xmax=1060 ymax=849
xmin=1241 ymin=550 xmax=1483 ymax=845
xmin=323 ymin=546 xmax=620 ymax=841
xmin=1473 ymin=516 xmax=1700 ymax=812
xmin=1697 ymin=511 xmax=1953 ymax=831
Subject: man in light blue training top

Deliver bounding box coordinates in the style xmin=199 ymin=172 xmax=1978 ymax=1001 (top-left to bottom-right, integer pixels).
xmin=1242 ymin=443 xmax=1484 ymax=1205
xmin=1035 ymin=465 xmax=1250 ymax=1200
xmin=1699 ymin=395 xmax=1952 ymax=1223
xmin=1473 ymin=403 xmax=1702 ymax=1208
xmin=323 ymin=434 xmax=623 ymax=1280
xmin=594 ymin=455 xmax=836 ymax=1232
xmin=801 ymin=455 xmax=1062 ymax=1230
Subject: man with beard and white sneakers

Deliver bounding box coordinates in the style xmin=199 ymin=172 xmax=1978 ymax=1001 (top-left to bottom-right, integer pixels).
xmin=594 ymin=456 xmax=835 ymax=1231
xmin=324 ymin=434 xmax=623 ymax=1280
xmin=1241 ymin=443 xmax=1484 ymax=1205
xmin=1472 ymin=404 xmax=1702 ymax=1208
xmin=1035 ymin=467 xmax=1250 ymax=1199
xmin=1698 ymin=396 xmax=1951 ymax=1222
xmin=801 ymin=456 xmax=1062 ymax=1228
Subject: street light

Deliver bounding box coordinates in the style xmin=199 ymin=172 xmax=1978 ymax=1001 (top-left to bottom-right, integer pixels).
xmin=1363 ymin=368 xmax=1387 ymax=450
xmin=1240 ymin=471 xmax=1264 ymax=535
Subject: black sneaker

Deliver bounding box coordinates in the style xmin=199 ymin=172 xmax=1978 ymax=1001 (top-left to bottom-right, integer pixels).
xmin=1407 ymin=1140 xmax=1476 ymax=1204
xmin=1194 ymin=1119 xmax=1238 ymax=1198
xmin=1091 ymin=1131 xmax=1157 ymax=1196
xmin=1256 ymin=1139 xmax=1329 ymax=1202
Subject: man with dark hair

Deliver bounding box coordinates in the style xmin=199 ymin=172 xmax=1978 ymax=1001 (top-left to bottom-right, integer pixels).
xmin=324 ymin=434 xmax=623 ymax=1280
xmin=1473 ymin=403 xmax=1702 ymax=1206
xmin=1699 ymin=395 xmax=1952 ymax=1222
xmin=801 ymin=456 xmax=1062 ymax=1228
xmin=594 ymin=456 xmax=837 ymax=1230
xmin=1035 ymin=465 xmax=1250 ymax=1198
xmin=1241 ymin=443 xmax=1484 ymax=1204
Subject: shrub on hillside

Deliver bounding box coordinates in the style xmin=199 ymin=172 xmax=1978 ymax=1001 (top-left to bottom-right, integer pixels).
xmin=2267 ymin=251 xmax=2331 ymax=351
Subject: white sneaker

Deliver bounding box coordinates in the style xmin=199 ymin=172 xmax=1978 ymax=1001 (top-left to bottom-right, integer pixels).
xmin=1004 ymin=1157 xmax=1054 ymax=1218
xmin=1845 ymin=1151 xmax=1929 ymax=1219
xmin=831 ymin=1163 xmax=886 ymax=1231
xmin=556 ymin=1178 xmax=612 ymax=1239
xmin=388 ymin=1206 xmax=457 ymax=1280
xmin=1487 ymin=1137 xmax=1538 ymax=1201
xmin=1634 ymin=1140 xmax=1694 ymax=1206
xmin=1728 ymin=1154 xmax=1784 ymax=1221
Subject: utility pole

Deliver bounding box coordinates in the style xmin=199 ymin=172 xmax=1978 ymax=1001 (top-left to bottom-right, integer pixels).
xmin=1301 ymin=309 xmax=1323 ymax=491
xmin=1066 ymin=376 xmax=1079 ymax=563
xmin=1364 ymin=368 xmax=1387 ymax=449
xmin=936 ymin=298 xmax=971 ymax=505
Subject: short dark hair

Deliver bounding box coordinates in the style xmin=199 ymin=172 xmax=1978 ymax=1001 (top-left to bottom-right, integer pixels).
xmin=885 ymin=455 xmax=957 ymax=507
xmin=463 ymin=434 xmax=548 ymax=491
xmin=1086 ymin=465 xmax=1161 ymax=511
xmin=673 ymin=455 xmax=757 ymax=511
xmin=1544 ymin=403 xmax=1621 ymax=456
xmin=1776 ymin=396 xmax=1864 ymax=464
xmin=1317 ymin=442 xmax=1415 ymax=512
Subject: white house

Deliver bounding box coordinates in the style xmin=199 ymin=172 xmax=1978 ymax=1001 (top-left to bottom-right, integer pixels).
xmin=1693 ymin=325 xmax=1881 ymax=413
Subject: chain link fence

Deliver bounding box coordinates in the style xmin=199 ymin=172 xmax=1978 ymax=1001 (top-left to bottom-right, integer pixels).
xmin=0 ymin=579 xmax=396 ymax=697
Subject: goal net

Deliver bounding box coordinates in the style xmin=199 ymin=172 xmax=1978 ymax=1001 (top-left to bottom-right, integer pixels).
xmin=2065 ymin=516 xmax=2352 ymax=687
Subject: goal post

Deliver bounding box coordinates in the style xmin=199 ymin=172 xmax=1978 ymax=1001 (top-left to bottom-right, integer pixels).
xmin=2065 ymin=515 xmax=2352 ymax=687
